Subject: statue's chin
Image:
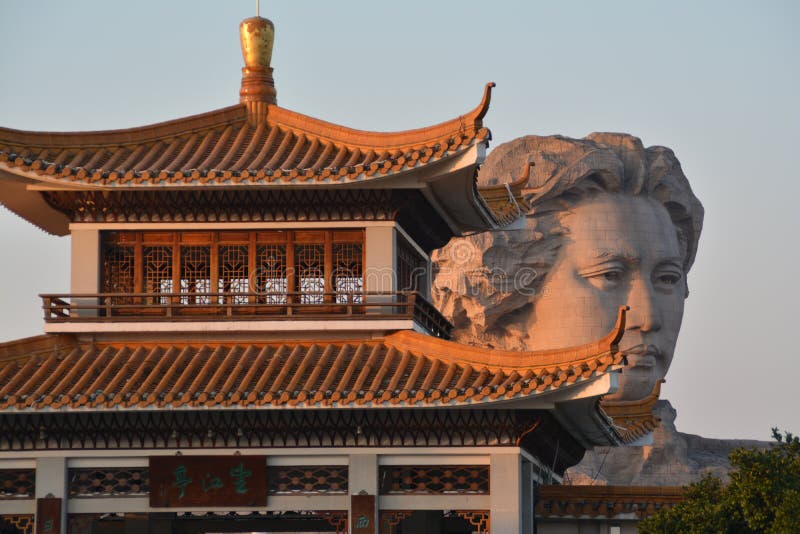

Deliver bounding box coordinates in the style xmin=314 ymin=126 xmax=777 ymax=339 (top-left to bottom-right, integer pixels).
xmin=603 ymin=373 xmax=655 ymax=402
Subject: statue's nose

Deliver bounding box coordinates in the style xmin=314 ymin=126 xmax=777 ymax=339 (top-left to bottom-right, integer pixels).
xmin=627 ymin=276 xmax=662 ymax=332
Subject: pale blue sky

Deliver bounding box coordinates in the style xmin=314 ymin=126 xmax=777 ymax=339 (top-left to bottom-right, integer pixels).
xmin=0 ymin=1 xmax=797 ymax=440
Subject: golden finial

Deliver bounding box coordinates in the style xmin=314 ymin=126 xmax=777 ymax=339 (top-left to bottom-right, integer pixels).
xmin=240 ymin=16 xmax=274 ymax=71
xmin=239 ymin=6 xmax=276 ymax=121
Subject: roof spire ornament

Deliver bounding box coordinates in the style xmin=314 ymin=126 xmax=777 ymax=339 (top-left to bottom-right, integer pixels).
xmin=239 ymin=7 xmax=276 ymax=123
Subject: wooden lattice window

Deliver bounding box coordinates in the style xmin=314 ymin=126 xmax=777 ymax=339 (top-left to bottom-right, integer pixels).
xmin=397 ymin=236 xmax=427 ymax=293
xmin=180 ymin=246 xmax=211 ymax=304
xmin=378 ymin=466 xmax=490 ymax=495
xmin=68 ymin=468 xmax=149 ymax=497
xmin=0 ymin=469 xmax=34 ymax=499
xmin=0 ymin=516 xmax=33 ymax=534
xmin=101 ymin=244 xmax=135 ymax=299
xmin=100 ymin=230 xmax=364 ymax=306
xmin=295 ymin=243 xmax=325 ymax=304
xmin=257 ymin=244 xmax=287 ymax=303
xmin=142 ymin=245 xmax=173 ymax=303
xmin=218 ymin=245 xmax=249 ymax=303
xmin=333 ymin=243 xmax=363 ymax=303
xmin=266 ymin=466 xmax=348 ymax=495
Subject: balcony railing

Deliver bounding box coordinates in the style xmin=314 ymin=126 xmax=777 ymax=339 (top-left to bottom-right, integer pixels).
xmin=41 ymin=291 xmax=453 ymax=339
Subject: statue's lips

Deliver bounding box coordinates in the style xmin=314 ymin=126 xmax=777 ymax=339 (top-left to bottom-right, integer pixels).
xmin=622 ymin=344 xmax=660 ymax=369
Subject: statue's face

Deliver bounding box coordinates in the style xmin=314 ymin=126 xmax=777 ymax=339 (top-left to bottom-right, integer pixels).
xmin=527 ymin=193 xmax=686 ymax=401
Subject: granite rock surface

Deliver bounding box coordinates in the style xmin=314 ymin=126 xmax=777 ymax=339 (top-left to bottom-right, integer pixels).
xmin=565 ymin=399 xmax=770 ymax=486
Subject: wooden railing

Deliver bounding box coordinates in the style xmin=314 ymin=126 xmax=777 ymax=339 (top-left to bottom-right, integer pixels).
xmin=40 ymin=291 xmax=453 ymax=338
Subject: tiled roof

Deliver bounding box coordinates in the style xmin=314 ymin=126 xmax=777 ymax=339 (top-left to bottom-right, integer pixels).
xmin=600 ymin=380 xmax=663 ymax=443
xmin=0 ymin=85 xmax=493 ymax=190
xmin=477 ymin=170 xmax=528 ymax=224
xmin=0 ymin=308 xmax=626 ymax=413
xmin=536 ymin=484 xmax=685 ymax=520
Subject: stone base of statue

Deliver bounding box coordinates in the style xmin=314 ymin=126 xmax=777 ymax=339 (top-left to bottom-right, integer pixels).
xmin=565 ymin=399 xmax=769 ymax=486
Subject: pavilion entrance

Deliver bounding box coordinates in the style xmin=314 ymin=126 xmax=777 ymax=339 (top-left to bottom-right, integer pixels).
xmin=68 ymin=510 xmax=491 ymax=534
xmin=378 ymin=511 xmax=489 ymax=534
xmin=70 ymin=512 xmax=347 ymax=534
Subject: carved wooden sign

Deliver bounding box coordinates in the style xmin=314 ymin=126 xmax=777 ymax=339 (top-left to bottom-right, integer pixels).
xmin=351 ymin=494 xmax=375 ymax=534
xmin=149 ymin=455 xmax=266 ymax=507
xmin=36 ymin=498 xmax=61 ymax=534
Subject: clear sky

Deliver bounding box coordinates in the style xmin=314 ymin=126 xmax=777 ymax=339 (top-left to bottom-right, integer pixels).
xmin=0 ymin=0 xmax=797 ymax=441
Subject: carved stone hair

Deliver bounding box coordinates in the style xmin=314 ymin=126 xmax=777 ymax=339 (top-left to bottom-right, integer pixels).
xmin=431 ymin=132 xmax=704 ymax=347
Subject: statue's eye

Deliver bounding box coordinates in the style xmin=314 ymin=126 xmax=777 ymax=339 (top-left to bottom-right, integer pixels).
xmin=657 ymin=273 xmax=681 ymax=285
xmin=581 ymin=261 xmax=627 ymax=290
xmin=585 ymin=268 xmax=625 ymax=290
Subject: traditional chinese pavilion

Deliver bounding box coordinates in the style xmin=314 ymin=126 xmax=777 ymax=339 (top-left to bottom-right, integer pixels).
xmin=0 ymin=13 xmax=633 ymax=534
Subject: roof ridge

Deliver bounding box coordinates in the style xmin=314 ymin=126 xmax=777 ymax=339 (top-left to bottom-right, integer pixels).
xmin=478 ymin=162 xmax=531 ymax=195
xmin=384 ymin=306 xmax=627 ymax=370
xmin=600 ymin=380 xmax=663 ymax=443
xmin=0 ymin=83 xmax=494 ymax=152
xmin=538 ymin=484 xmax=687 ymax=497
xmin=264 ymin=82 xmax=494 ymax=150
xmin=601 ymin=379 xmax=662 ymax=410
xmin=0 ymin=314 xmax=625 ymax=414
xmin=0 ymin=106 xmax=246 ymax=148
xmin=0 ymin=333 xmax=78 ymax=362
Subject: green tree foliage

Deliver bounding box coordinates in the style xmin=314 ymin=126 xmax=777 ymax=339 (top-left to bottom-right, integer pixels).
xmin=639 ymin=429 xmax=800 ymax=534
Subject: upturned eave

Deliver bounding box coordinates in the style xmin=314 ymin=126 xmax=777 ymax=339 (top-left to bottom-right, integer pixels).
xmin=0 ymin=84 xmax=504 ymax=234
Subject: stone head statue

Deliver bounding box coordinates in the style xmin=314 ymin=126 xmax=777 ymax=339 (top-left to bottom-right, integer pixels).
xmin=432 ymin=133 xmax=704 ymax=401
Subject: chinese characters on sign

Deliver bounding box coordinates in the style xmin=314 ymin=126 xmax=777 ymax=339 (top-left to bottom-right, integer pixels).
xmin=173 ymin=464 xmax=192 ymax=498
xmin=351 ymin=494 xmax=375 ymax=534
xmin=36 ymin=498 xmax=61 ymax=534
xmin=149 ymin=455 xmax=266 ymax=507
